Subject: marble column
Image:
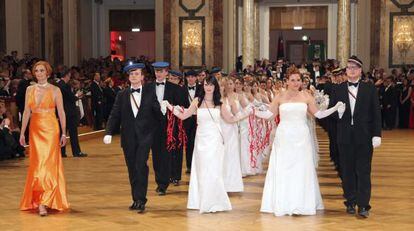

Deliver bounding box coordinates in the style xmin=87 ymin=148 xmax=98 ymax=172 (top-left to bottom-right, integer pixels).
xmin=223 ymin=0 xmax=237 ymax=72
xmin=62 ymin=0 xmax=78 ymax=66
xmin=45 ymin=0 xmax=64 ymax=66
xmin=155 ymin=0 xmax=164 ymax=61
xmin=242 ymin=0 xmax=254 ymax=68
xmin=336 ymin=0 xmax=351 ymax=67
xmin=254 ymin=0 xmax=260 ymax=60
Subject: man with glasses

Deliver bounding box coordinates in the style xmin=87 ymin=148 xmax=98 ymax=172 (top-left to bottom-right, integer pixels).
xmin=329 ymin=56 xmax=382 ymax=218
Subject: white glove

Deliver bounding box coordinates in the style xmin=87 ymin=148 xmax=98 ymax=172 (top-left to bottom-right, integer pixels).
xmin=338 ymin=102 xmax=346 ymax=119
xmin=254 ymin=109 xmax=274 ymax=120
xmin=372 ymin=136 xmax=381 ymax=148
xmin=160 ymin=100 xmax=168 ymax=115
xmin=244 ymin=104 xmax=254 ymax=114
xmin=258 ymin=104 xmax=268 ymax=111
xmin=314 ymin=101 xmax=345 ymax=119
xmin=103 ymin=135 xmax=112 ymax=144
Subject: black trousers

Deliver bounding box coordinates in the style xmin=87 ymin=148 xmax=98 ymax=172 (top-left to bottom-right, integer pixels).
xmin=92 ymin=103 xmax=104 ymax=130
xmin=338 ymin=131 xmax=373 ymax=209
xmin=170 ymin=148 xmax=183 ymax=181
xmin=151 ymin=124 xmax=170 ymax=190
xmin=383 ymin=107 xmax=396 ymax=129
xmin=61 ymin=115 xmax=81 ymax=156
xmin=123 ymin=142 xmax=151 ymax=204
xmin=184 ymin=117 xmax=196 ymax=170
xmin=328 ymin=119 xmax=340 ymax=175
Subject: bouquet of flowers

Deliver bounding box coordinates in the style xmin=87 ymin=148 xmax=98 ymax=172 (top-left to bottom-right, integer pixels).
xmin=314 ymin=90 xmax=329 ymax=110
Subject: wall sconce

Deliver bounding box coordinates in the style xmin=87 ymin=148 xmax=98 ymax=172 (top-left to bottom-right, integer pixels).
xmin=394 ymin=16 xmax=413 ymax=62
xmin=183 ymin=22 xmax=202 ymax=52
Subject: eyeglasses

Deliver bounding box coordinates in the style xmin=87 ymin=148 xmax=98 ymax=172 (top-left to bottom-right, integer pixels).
xmin=346 ymin=66 xmax=360 ymax=70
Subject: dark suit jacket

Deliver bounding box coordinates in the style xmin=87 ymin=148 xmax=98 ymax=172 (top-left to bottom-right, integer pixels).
xmin=57 ymin=80 xmax=78 ymax=118
xmin=103 ymin=87 xmax=117 ymax=107
xmin=182 ymin=84 xmax=200 ymax=128
xmin=90 ymin=81 xmax=103 ymax=106
xmin=15 ymin=79 xmax=31 ymax=112
xmin=105 ymin=84 xmax=162 ymax=151
xmin=329 ymin=82 xmax=382 ymax=144
xmin=379 ymin=85 xmax=398 ymax=109
xmin=148 ymin=81 xmax=184 ymax=131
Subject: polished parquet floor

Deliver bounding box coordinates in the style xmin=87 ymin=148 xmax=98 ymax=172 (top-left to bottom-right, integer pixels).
xmin=0 ymin=128 xmax=413 ymax=231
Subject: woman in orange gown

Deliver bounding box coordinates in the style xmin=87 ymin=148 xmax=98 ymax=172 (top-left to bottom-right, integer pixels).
xmin=19 ymin=61 xmax=69 ymax=216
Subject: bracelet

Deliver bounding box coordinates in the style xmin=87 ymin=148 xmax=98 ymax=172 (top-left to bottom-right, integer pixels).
xmin=61 ymin=134 xmax=67 ymax=138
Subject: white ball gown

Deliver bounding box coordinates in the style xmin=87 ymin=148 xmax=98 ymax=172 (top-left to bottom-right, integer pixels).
xmin=260 ymin=102 xmax=324 ymax=216
xmin=221 ymin=102 xmax=244 ymax=192
xmin=238 ymin=102 xmax=256 ymax=177
xmin=187 ymin=108 xmax=232 ymax=213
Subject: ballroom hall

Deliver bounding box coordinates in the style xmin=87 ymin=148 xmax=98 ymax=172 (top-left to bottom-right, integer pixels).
xmin=0 ymin=0 xmax=413 ymax=230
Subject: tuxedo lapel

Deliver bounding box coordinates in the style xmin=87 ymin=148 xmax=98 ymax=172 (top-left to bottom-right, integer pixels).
xmin=125 ymin=89 xmax=135 ymax=117
xmin=137 ymin=85 xmax=147 ymax=117
xmin=341 ymin=83 xmax=352 ymax=120
xmin=163 ymin=82 xmax=170 ymax=101
xmin=353 ymin=83 xmax=366 ymax=118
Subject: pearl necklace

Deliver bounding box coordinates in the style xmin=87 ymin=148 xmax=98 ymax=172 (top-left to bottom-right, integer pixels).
xmin=37 ymin=82 xmax=48 ymax=87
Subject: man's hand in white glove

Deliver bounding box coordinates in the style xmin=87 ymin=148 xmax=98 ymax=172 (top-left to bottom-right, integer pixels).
xmin=337 ymin=102 xmax=346 ymax=119
xmin=372 ymin=136 xmax=381 ymax=148
xmin=103 ymin=135 xmax=112 ymax=144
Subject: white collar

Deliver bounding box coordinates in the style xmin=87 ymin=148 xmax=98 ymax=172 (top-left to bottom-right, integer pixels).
xmin=156 ymin=79 xmax=166 ymax=84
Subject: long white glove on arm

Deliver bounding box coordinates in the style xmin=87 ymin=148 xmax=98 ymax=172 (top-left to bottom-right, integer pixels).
xmin=314 ymin=101 xmax=344 ymax=119
xmin=254 ymin=107 xmax=274 ymax=120
xmin=372 ymin=136 xmax=381 ymax=148
xmin=234 ymin=104 xmax=254 ymax=121
xmin=337 ymin=102 xmax=346 ymax=119
xmin=103 ymin=135 xmax=112 ymax=144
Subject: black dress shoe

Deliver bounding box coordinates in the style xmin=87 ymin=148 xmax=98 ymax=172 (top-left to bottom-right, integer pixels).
xmin=156 ymin=187 xmax=166 ymax=196
xmin=358 ymin=207 xmax=369 ymax=218
xmin=346 ymin=205 xmax=356 ymax=214
xmin=173 ymin=180 xmax=180 ymax=186
xmin=185 ymin=169 xmax=191 ymax=174
xmin=136 ymin=203 xmax=145 ymax=213
xmin=62 ymin=153 xmax=68 ymax=158
xmin=129 ymin=202 xmax=140 ymax=210
xmin=73 ymin=152 xmax=88 ymax=157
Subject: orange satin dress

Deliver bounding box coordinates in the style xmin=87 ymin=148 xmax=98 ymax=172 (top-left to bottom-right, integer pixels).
xmin=20 ymin=86 xmax=70 ymax=211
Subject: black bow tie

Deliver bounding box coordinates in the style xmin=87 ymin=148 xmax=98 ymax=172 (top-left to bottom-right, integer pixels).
xmin=156 ymin=82 xmax=165 ymax=86
xmin=348 ymin=82 xmax=359 ymax=87
xmin=131 ymin=88 xmax=141 ymax=93
xmin=188 ymin=86 xmax=195 ymax=90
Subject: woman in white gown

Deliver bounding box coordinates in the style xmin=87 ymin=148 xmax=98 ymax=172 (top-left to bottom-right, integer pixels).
xmin=166 ymin=75 xmax=250 ymax=213
xmin=220 ymin=78 xmax=244 ymax=192
xmin=255 ymin=67 xmax=344 ymax=216
xmin=235 ymin=78 xmax=255 ymax=177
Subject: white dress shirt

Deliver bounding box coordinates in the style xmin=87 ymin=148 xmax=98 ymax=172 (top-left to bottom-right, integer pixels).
xmin=130 ymin=86 xmax=142 ymax=117
xmin=155 ymin=80 xmax=166 ymax=104
xmin=348 ymin=80 xmax=359 ymax=125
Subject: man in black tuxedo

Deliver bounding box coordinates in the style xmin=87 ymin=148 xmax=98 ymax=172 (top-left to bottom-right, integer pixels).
xmin=379 ymin=77 xmax=397 ymax=130
xmin=329 ymin=56 xmax=382 ymax=218
xmin=15 ymin=70 xmax=33 ymax=118
xmin=325 ymin=68 xmax=342 ymax=176
xmin=90 ymin=72 xmax=104 ymax=130
xmin=167 ymin=70 xmax=186 ymax=186
xmin=182 ymin=70 xmax=199 ymax=174
xmin=309 ymin=63 xmax=325 ymax=86
xmin=149 ymin=62 xmax=184 ymax=195
xmin=104 ymin=63 xmax=164 ymax=213
xmin=57 ymin=70 xmax=88 ymax=158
